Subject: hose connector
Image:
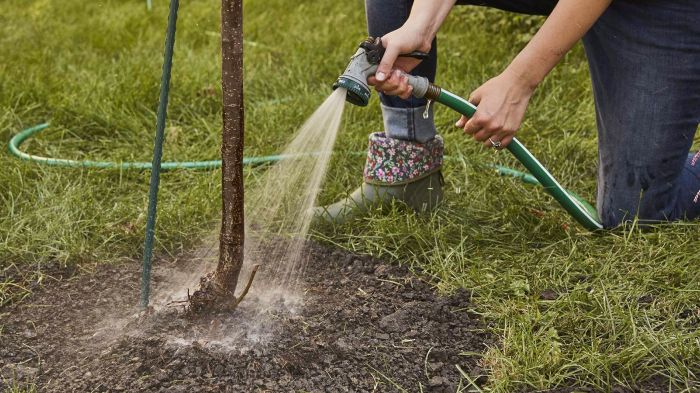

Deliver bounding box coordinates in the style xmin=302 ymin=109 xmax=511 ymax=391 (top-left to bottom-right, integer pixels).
xmin=405 ymin=75 xmax=440 ymax=101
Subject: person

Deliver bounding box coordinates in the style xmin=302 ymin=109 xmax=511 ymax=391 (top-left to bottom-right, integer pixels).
xmin=316 ymin=0 xmax=700 ymax=229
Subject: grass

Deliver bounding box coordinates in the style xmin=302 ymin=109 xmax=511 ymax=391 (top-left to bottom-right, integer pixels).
xmin=0 ymin=0 xmax=698 ymax=391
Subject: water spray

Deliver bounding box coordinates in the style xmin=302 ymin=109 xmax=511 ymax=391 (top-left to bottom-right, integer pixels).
xmin=334 ymin=37 xmax=603 ymax=231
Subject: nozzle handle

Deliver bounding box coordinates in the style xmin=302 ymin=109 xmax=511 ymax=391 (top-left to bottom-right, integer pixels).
xmin=399 ymin=51 xmax=429 ymax=60
xmin=361 ymin=37 xmax=430 ymax=64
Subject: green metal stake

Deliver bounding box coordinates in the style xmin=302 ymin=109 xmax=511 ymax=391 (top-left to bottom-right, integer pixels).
xmin=140 ymin=0 xmax=179 ymax=309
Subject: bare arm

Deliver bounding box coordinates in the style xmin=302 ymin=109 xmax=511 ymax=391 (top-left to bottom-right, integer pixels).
xmin=507 ymin=0 xmax=612 ymax=89
xmin=460 ymin=0 xmax=612 ymax=147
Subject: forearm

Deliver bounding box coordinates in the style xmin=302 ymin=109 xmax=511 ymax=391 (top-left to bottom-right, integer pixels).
xmin=406 ymin=0 xmax=457 ymax=43
xmin=506 ymin=0 xmax=611 ymax=88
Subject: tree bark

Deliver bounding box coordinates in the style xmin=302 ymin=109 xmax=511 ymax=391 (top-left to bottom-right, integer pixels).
xmin=216 ymin=0 xmax=245 ymax=295
xmin=188 ymin=0 xmax=252 ymax=314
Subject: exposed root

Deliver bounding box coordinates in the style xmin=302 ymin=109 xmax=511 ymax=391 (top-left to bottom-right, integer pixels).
xmin=232 ymin=264 xmax=260 ymax=308
xmin=187 ymin=264 xmax=261 ymax=315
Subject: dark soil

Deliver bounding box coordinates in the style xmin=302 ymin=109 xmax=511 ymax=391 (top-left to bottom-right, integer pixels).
xmin=0 ymin=241 xmax=493 ymax=392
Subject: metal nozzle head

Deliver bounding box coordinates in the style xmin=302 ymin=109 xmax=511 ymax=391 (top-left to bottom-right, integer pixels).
xmin=333 ymin=37 xmax=382 ymax=107
xmin=334 ymin=37 xmax=434 ymax=106
xmin=333 ymin=75 xmax=370 ymax=107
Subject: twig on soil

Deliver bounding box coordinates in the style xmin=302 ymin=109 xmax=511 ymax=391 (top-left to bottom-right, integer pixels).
xmin=367 ymin=365 xmax=410 ymax=393
xmin=424 ymin=346 xmax=434 ymax=380
xmin=376 ymin=278 xmax=404 ymax=287
xmin=166 ymin=289 xmax=191 ymax=308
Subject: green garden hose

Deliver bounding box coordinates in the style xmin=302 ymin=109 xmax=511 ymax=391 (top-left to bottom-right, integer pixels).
xmin=8 ymin=122 xmax=287 ymax=169
xmin=9 ymin=121 xmax=541 ymax=184
xmin=433 ymin=89 xmax=603 ymax=231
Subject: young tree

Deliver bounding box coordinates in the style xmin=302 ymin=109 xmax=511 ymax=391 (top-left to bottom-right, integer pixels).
xmin=216 ymin=0 xmax=245 ymax=298
xmin=190 ymin=0 xmax=256 ymax=312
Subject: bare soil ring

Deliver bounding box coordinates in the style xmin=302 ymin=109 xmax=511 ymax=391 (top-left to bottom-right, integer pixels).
xmin=1 ymin=241 xmax=492 ymax=392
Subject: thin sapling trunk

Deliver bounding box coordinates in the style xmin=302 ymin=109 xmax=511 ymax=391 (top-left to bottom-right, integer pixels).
xmin=189 ymin=0 xmax=258 ymax=313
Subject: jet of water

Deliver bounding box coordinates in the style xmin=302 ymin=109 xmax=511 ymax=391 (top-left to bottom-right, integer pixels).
xmin=245 ymin=88 xmax=348 ymax=287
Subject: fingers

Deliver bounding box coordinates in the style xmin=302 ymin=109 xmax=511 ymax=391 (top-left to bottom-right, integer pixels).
xmin=398 ymin=84 xmax=414 ymax=100
xmin=463 ymin=112 xmax=492 ymax=137
xmin=378 ymin=70 xmax=402 ymax=93
xmin=481 ymin=134 xmax=513 ymax=149
xmin=469 ymin=116 xmax=510 ymax=144
xmin=468 ymin=89 xmax=482 ymax=106
xmin=472 ymin=121 xmax=516 ymax=149
xmin=382 ymin=71 xmax=408 ymax=95
xmin=461 ymin=89 xmax=484 ymax=134
xmin=461 ymin=108 xmax=518 ymax=150
xmin=499 ymin=135 xmax=514 ymax=148
xmin=371 ymin=70 xmax=412 ymax=98
xmin=376 ymin=43 xmax=400 ymax=83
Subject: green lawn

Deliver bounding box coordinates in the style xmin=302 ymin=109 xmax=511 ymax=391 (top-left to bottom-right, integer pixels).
xmin=1 ymin=0 xmax=698 ymax=391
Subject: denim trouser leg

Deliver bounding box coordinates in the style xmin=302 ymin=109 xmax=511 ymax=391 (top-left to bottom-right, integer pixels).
xmin=365 ymin=0 xmax=438 ymax=143
xmin=582 ymin=0 xmax=700 ymax=227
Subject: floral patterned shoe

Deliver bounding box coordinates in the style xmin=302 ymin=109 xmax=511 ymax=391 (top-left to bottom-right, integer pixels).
xmin=313 ymin=132 xmax=444 ymax=225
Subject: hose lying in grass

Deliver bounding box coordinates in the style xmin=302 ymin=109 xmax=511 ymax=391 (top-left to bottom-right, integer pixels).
xmin=8 ymin=121 xmax=560 ymax=208
xmin=8 ymin=123 xmax=278 ymax=169
xmin=9 ymin=122 xmax=544 ymax=182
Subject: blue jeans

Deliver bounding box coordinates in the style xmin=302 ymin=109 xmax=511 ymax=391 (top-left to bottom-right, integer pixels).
xmin=366 ymin=0 xmax=700 ymax=227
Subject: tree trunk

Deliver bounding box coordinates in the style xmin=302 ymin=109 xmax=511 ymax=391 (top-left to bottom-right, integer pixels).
xmin=188 ymin=0 xmax=245 ymax=313
xmin=216 ymin=0 xmax=245 ymax=295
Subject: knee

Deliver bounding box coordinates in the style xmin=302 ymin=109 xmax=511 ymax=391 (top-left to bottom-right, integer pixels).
xmin=599 ymin=204 xmax=635 ymax=229
xmin=597 ymin=160 xmax=689 ymax=228
xmin=599 ymin=193 xmax=676 ymax=229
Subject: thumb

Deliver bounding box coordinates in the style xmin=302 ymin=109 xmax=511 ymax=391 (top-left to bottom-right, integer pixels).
xmin=376 ymin=42 xmax=400 ymax=82
xmin=468 ymin=88 xmax=483 ymax=106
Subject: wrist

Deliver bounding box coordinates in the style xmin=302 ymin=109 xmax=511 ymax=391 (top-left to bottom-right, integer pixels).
xmin=504 ymin=59 xmax=545 ymax=92
xmin=402 ymin=18 xmax=435 ymax=51
xmin=404 ymin=0 xmax=456 ymax=50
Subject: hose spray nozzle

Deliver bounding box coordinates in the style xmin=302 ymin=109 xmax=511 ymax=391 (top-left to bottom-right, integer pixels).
xmin=333 ymin=37 xmax=437 ymax=106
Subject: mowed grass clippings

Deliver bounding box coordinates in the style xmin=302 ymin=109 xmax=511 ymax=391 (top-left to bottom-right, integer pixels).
xmin=0 ymin=0 xmax=698 ymax=392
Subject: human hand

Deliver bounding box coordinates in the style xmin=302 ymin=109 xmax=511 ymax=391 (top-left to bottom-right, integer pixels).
xmin=455 ymin=69 xmax=535 ymax=149
xmin=367 ymin=24 xmax=432 ymax=100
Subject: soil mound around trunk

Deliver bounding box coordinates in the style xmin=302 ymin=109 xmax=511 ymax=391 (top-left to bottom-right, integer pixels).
xmin=1 ymin=242 xmax=492 ymax=392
